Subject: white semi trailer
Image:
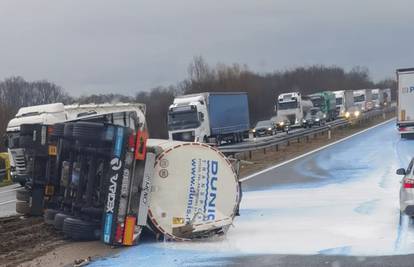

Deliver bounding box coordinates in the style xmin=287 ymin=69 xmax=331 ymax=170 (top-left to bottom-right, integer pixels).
xmin=275 ymin=92 xmax=313 ymax=128
xmin=397 ymin=68 xmax=414 ymax=138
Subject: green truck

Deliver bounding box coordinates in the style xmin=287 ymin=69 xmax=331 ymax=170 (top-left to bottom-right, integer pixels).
xmin=309 ymin=91 xmax=337 ymax=121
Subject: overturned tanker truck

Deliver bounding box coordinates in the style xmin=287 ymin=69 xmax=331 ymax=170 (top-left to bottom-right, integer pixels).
xmin=13 ymin=103 xmax=241 ymax=246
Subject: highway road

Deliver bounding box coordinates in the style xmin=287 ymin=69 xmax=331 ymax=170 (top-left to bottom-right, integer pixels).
xmin=90 ymin=119 xmax=414 ymax=266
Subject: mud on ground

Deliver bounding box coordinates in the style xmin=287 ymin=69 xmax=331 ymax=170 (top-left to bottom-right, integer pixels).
xmin=0 ymin=215 xmax=66 ymax=267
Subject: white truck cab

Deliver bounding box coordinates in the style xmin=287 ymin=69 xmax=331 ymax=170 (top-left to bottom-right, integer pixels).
xmin=371 ymin=88 xmax=383 ymax=109
xmin=275 ymin=92 xmax=312 ymax=128
xmin=353 ymin=89 xmax=368 ymax=112
xmin=167 ymin=94 xmax=209 ymax=143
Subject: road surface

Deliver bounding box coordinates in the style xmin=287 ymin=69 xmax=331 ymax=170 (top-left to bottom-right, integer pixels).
xmin=90 ymin=119 xmax=414 ymax=266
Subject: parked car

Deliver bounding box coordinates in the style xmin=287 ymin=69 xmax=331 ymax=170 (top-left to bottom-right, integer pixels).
xmin=252 ymin=120 xmax=277 ymax=137
xmin=302 ymin=108 xmax=326 ymax=128
xmin=397 ymin=159 xmax=414 ymax=218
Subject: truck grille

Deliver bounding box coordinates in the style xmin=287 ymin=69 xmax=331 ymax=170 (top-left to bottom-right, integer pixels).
xmin=286 ymin=114 xmax=296 ymax=124
xmin=11 ymin=149 xmax=28 ymax=176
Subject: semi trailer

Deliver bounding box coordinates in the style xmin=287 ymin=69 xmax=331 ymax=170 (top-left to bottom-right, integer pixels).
xmin=168 ymin=92 xmax=250 ymax=144
xmin=397 ymin=68 xmax=414 ymax=138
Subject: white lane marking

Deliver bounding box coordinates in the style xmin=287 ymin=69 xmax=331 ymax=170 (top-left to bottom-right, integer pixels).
xmin=240 ymin=118 xmax=396 ymax=182
xmin=0 ymin=187 xmax=19 ymax=195
xmin=0 ymin=199 xmax=16 ymax=206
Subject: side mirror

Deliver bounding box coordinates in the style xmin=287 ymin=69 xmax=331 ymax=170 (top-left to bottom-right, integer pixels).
xmin=396 ymin=168 xmax=406 ymax=175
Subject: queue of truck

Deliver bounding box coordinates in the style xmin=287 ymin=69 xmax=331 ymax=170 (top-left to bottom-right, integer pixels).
xmin=273 ymin=88 xmax=392 ymax=130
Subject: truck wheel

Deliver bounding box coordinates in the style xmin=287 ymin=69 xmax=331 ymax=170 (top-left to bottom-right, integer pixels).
xmin=62 ymin=217 xmax=100 ymax=241
xmin=203 ymin=136 xmax=208 ymax=143
xmin=16 ymin=201 xmax=31 ymax=214
xmin=73 ymin=122 xmax=105 ymax=141
xmin=54 ymin=213 xmax=72 ymax=230
xmin=44 ymin=209 xmax=60 ymax=225
xmin=16 ymin=188 xmax=30 ymax=202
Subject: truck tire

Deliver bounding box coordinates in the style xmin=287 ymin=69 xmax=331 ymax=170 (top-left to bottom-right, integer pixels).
xmin=16 ymin=201 xmax=31 ymax=214
xmin=73 ymin=122 xmax=105 ymax=141
xmin=62 ymin=217 xmax=100 ymax=241
xmin=44 ymin=209 xmax=59 ymax=224
xmin=16 ymin=188 xmax=30 ymax=202
xmin=53 ymin=213 xmax=72 ymax=230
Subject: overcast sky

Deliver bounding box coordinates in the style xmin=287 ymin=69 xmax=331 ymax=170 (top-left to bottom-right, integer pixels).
xmin=0 ymin=0 xmax=412 ymax=95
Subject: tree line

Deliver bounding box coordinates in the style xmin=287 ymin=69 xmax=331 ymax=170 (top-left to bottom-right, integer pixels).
xmin=0 ymin=57 xmax=397 ymax=151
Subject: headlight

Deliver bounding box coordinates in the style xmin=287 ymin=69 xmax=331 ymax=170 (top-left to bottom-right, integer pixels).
xmin=354 ymin=111 xmax=360 ymax=117
xmin=252 ymin=129 xmax=256 ymax=133
xmin=279 ymin=121 xmax=284 ymax=126
xmin=302 ymin=119 xmax=306 ymax=123
xmin=361 ymin=107 xmax=365 ymax=111
xmin=268 ymin=127 xmax=272 ymax=131
xmin=345 ymin=112 xmax=350 ymax=118
xmin=315 ymin=118 xmax=320 ymax=122
xmin=295 ymin=119 xmax=298 ymax=124
xmin=323 ymin=114 xmax=326 ymax=118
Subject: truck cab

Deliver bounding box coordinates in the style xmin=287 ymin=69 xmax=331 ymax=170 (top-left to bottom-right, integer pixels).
xmin=167 ymin=94 xmax=209 ymax=142
xmin=309 ymin=91 xmax=336 ymax=121
xmin=353 ymin=89 xmax=367 ymax=113
xmin=275 ymin=92 xmax=312 ymax=128
xmin=333 ymin=90 xmax=345 ymax=117
xmin=371 ymin=89 xmax=383 ymax=109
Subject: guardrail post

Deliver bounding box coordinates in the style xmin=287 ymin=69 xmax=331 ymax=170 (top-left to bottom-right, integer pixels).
xmin=249 ymin=150 xmax=252 ymax=159
xmin=263 ymin=148 xmax=266 ymax=154
xmin=297 ymin=137 xmax=300 ymax=143
xmin=287 ymin=140 xmax=290 ymax=146
xmin=306 ymin=136 xmax=310 ymax=143
xmin=328 ymin=125 xmax=331 ymax=140
xmin=276 ymin=144 xmax=279 ymax=151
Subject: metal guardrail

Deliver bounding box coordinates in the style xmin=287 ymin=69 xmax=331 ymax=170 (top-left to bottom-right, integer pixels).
xmin=219 ymin=107 xmax=396 ymax=154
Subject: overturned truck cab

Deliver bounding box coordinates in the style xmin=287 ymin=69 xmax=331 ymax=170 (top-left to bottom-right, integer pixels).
xmin=104 ymin=138 xmax=241 ymax=245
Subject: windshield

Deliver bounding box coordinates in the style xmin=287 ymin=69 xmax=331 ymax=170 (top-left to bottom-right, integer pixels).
xmin=168 ymin=110 xmax=200 ymax=130
xmin=336 ymin=97 xmax=343 ymax=105
xmin=372 ymin=93 xmax=379 ymax=100
xmin=255 ymin=121 xmax=271 ymax=127
xmin=278 ymin=101 xmax=298 ymax=110
xmin=354 ymin=95 xmax=365 ymax=102
xmin=310 ymin=109 xmax=319 ymax=115
xmin=311 ymin=97 xmax=323 ymax=107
